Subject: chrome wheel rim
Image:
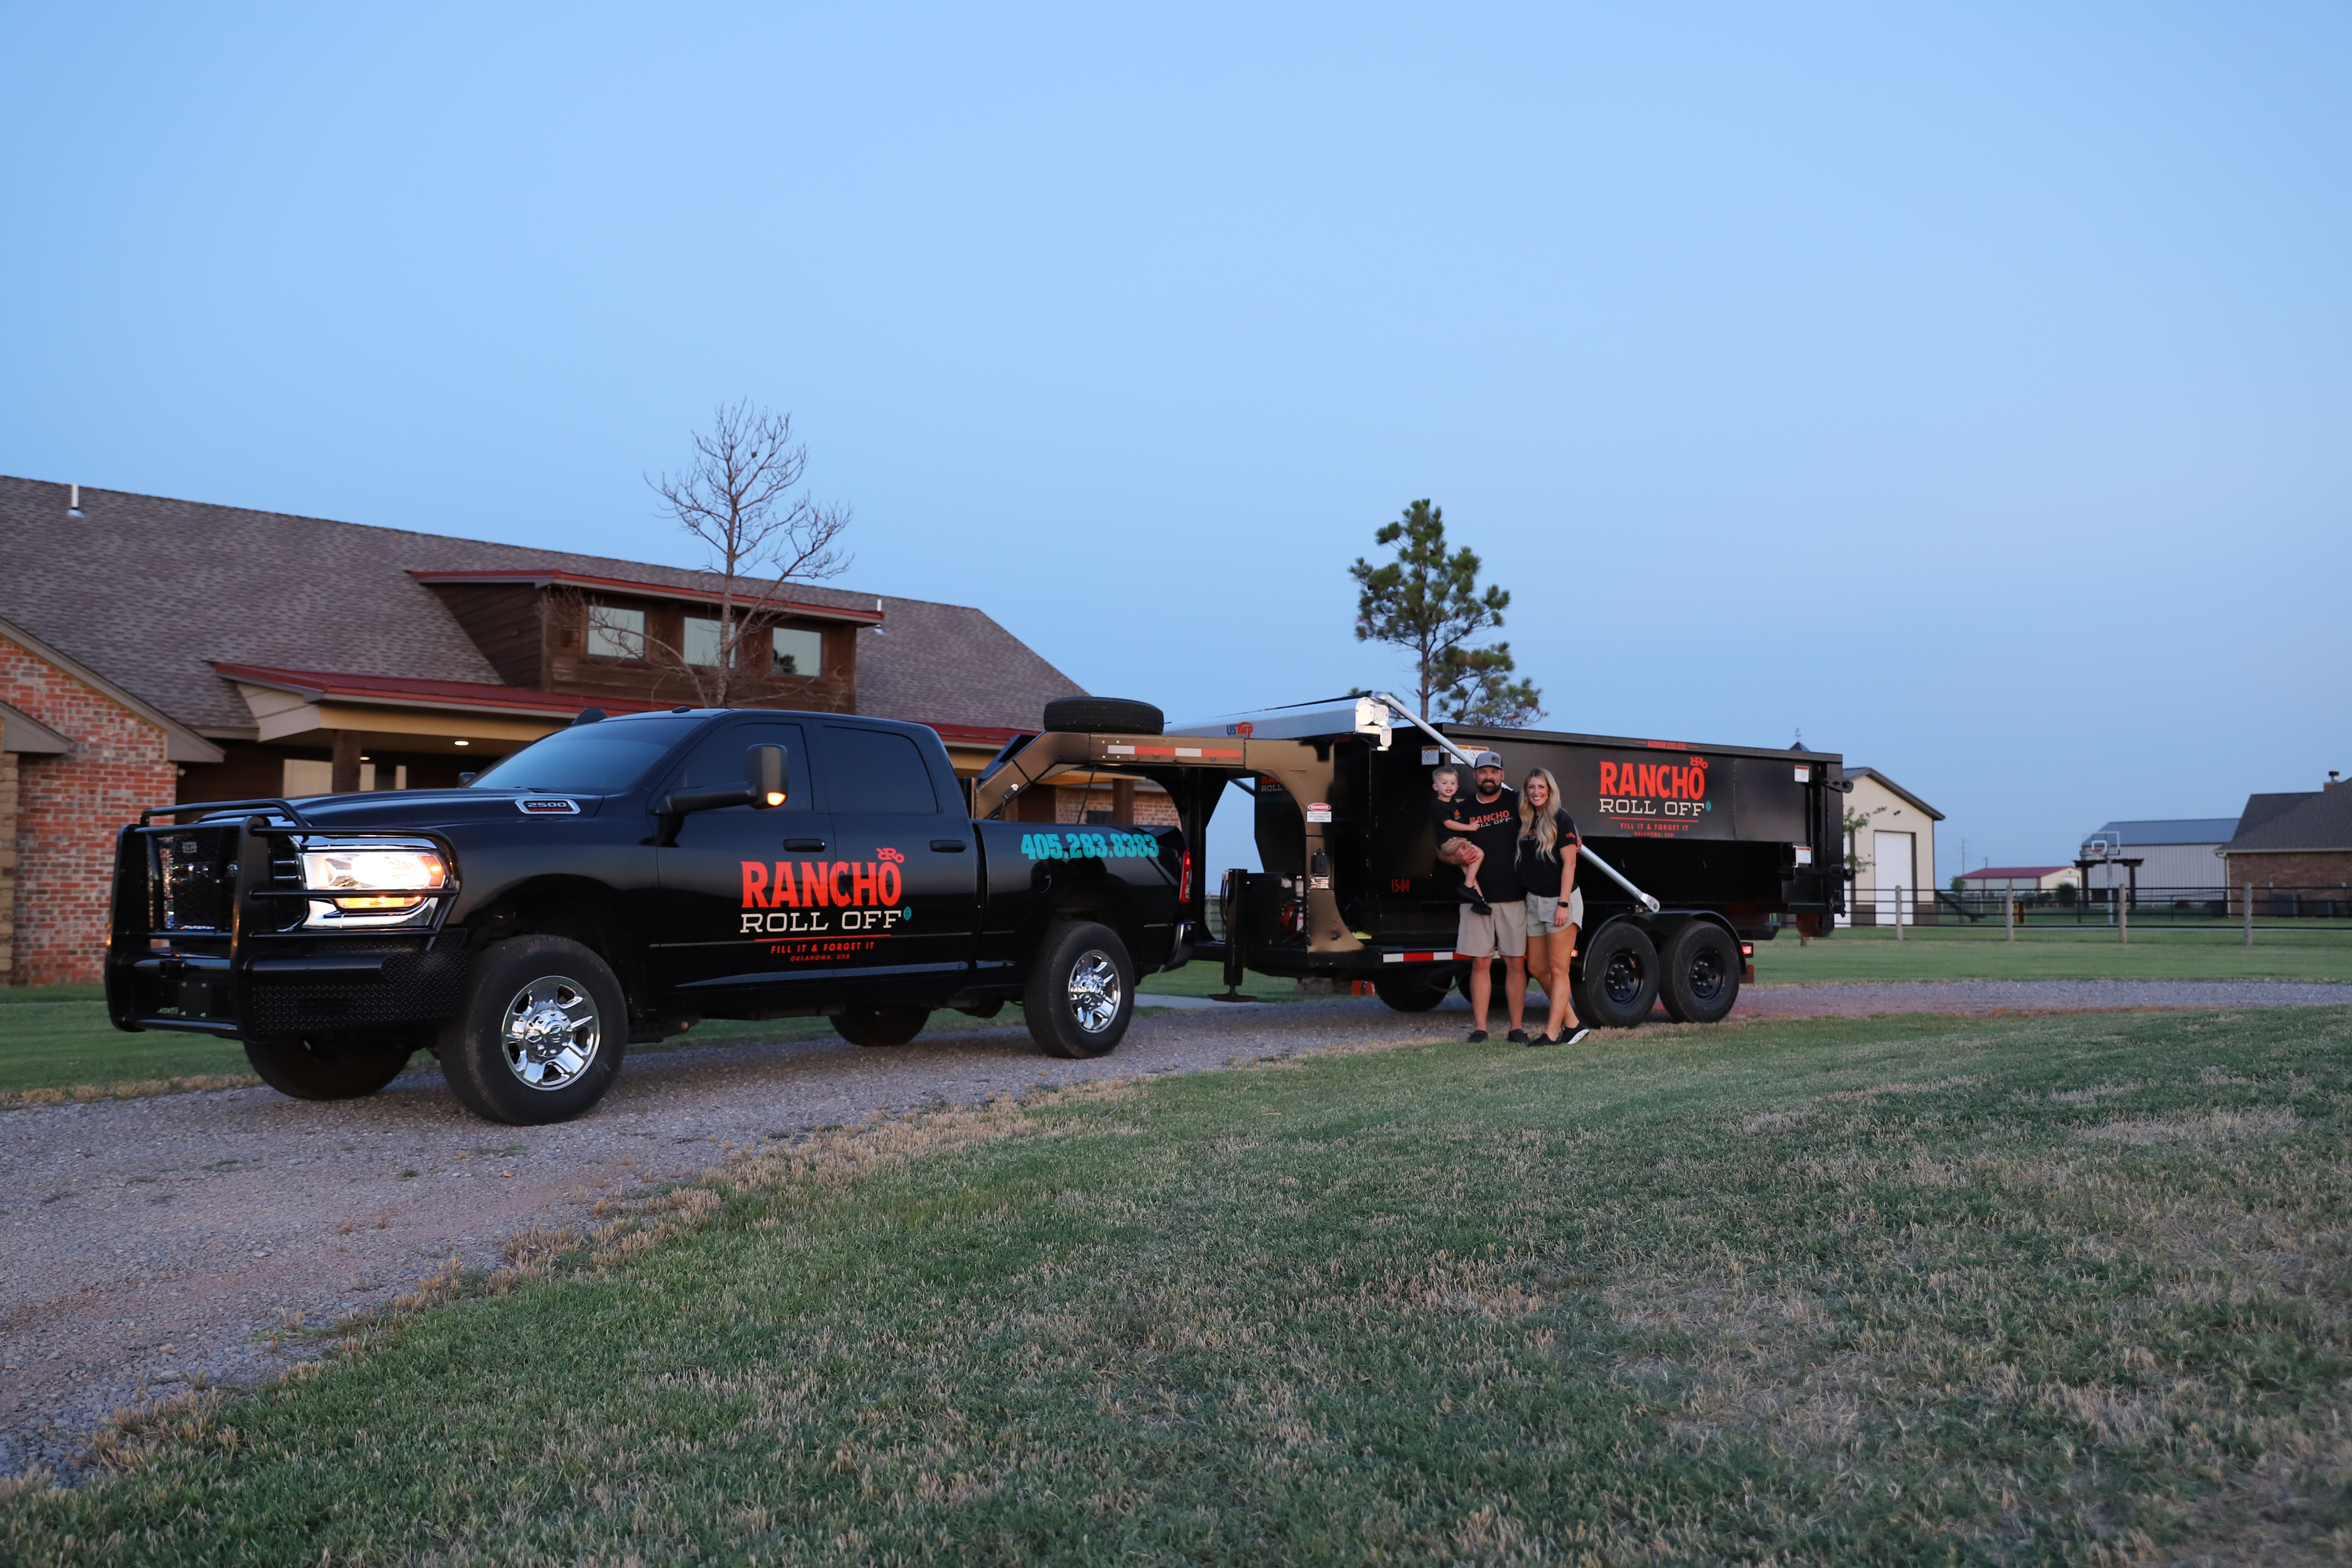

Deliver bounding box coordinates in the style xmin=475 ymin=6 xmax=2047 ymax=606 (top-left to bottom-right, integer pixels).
xmin=1066 ymin=949 xmax=1121 ymax=1034
xmin=501 ymin=975 xmax=600 ymax=1091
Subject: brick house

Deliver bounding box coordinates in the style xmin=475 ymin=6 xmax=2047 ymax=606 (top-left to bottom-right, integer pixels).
xmin=2222 ymin=775 xmax=2352 ymax=914
xmin=2 ymin=475 xmax=1162 ymax=985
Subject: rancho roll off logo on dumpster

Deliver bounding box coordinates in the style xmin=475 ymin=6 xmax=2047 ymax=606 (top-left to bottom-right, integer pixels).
xmin=1585 ymin=746 xmax=1732 ymax=840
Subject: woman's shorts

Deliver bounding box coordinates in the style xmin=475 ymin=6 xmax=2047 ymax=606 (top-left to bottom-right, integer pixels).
xmin=1524 ymin=887 xmax=1584 ymax=935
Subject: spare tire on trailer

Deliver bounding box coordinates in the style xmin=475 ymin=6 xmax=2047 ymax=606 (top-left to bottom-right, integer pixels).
xmin=1043 ymin=697 xmax=1163 ymax=735
xmin=1658 ymin=921 xmax=1741 ymax=1025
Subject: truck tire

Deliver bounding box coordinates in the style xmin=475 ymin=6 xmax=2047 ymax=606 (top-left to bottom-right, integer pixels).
xmin=1659 ymin=921 xmax=1741 ymax=1025
xmin=833 ymin=1004 xmax=928 ymax=1047
xmin=1373 ymin=972 xmax=1450 ymax=1012
xmin=437 ymin=935 xmax=628 ymax=1125
xmin=1042 ymin=697 xmax=1163 ymax=736
xmin=243 ymin=1033 xmax=419 ymax=1102
xmin=1025 ymin=921 xmax=1134 ymax=1058
xmin=1577 ymin=922 xmax=1659 ymax=1029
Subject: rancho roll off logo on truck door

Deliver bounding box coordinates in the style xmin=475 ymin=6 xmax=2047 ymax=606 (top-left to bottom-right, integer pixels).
xmin=737 ymin=846 xmax=912 ymax=934
xmin=1573 ymin=744 xmax=1736 ymax=840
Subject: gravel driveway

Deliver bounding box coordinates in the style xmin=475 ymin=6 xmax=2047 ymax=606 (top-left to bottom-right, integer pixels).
xmin=5 ymin=979 xmax=2344 ymax=1477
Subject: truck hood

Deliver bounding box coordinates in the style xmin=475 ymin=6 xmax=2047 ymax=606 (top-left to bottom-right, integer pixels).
xmin=281 ymin=790 xmax=615 ymax=829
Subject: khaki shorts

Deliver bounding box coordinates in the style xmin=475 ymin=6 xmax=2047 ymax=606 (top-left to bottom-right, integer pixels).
xmin=1457 ymin=898 xmax=1528 ymax=958
xmin=1525 ymin=887 xmax=1584 ymax=935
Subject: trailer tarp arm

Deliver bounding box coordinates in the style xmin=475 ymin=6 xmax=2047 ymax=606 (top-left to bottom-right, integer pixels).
xmin=1368 ymin=694 xmax=1661 ymax=915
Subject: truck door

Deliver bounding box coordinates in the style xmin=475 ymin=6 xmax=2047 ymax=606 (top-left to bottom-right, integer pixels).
xmin=648 ymin=718 xmax=829 ymax=1000
xmin=817 ymin=722 xmax=977 ymax=993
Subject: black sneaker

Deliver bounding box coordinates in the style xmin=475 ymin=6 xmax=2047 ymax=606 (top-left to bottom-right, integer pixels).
xmin=1466 ymin=1029 xmax=1489 ymax=1044
xmin=1469 ymin=899 xmax=1492 ymax=916
xmin=1506 ymin=1029 xmax=1529 ymax=1044
xmin=1563 ymin=1027 xmax=1592 ymax=1047
xmin=1525 ymin=1033 xmax=1552 ymax=1047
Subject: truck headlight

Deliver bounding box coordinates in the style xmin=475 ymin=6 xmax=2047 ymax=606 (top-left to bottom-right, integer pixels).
xmin=303 ymin=848 xmax=448 ymax=911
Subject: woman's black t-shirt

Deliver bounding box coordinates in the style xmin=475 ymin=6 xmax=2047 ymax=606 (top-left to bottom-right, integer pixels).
xmin=1515 ymin=810 xmax=1581 ymax=898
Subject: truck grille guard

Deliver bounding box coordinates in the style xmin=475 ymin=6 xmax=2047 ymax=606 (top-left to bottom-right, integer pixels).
xmin=107 ymin=798 xmax=462 ymax=1036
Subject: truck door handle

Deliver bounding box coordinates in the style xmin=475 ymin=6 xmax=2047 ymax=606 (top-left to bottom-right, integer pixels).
xmin=782 ymin=837 xmax=826 ymax=851
xmin=931 ymin=839 xmax=967 ymax=851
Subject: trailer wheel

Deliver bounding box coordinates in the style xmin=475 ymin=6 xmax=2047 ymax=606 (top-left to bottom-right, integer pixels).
xmin=1372 ymin=972 xmax=1450 ymax=1012
xmin=1659 ymin=922 xmax=1741 ymax=1024
xmin=437 ymin=936 xmax=628 ymax=1125
xmin=833 ymin=1004 xmax=929 ymax=1047
xmin=1025 ymin=921 xmax=1134 ymax=1058
xmin=1577 ymin=923 xmax=1659 ymax=1029
xmin=242 ymin=1033 xmax=419 ymax=1102
xmin=1041 ymin=697 xmax=1164 ymax=735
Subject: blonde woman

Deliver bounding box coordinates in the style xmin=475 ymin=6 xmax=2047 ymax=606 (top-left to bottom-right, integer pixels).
xmin=1517 ymin=768 xmax=1591 ymax=1046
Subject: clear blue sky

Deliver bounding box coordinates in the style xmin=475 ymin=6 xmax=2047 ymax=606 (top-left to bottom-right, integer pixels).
xmin=5 ymin=4 xmax=2346 ymax=879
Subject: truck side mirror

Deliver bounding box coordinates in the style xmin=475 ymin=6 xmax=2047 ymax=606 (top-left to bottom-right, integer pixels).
xmin=746 ymin=744 xmax=787 ymax=808
xmin=649 ymin=742 xmax=790 ymax=845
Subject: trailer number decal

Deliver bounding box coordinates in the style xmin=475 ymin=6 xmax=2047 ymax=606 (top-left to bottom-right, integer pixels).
xmin=1020 ymin=831 xmax=1160 ymax=862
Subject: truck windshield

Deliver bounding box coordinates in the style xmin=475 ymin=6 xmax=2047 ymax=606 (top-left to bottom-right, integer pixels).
xmin=467 ymin=717 xmax=706 ymax=793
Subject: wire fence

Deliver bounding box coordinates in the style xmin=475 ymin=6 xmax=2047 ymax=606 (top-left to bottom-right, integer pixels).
xmin=1849 ymin=884 xmax=2352 ymax=937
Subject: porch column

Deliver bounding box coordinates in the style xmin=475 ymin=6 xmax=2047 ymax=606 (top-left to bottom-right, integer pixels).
xmin=331 ymin=730 xmax=364 ymax=793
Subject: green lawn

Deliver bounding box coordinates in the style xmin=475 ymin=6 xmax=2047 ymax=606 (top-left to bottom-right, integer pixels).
xmin=0 ymin=985 xmax=257 ymax=1099
xmin=9 ymin=1005 xmax=2350 ymax=1562
xmin=1751 ymin=924 xmax=2352 ymax=985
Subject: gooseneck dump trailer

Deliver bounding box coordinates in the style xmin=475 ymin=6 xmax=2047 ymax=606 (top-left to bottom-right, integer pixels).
xmin=971 ymin=695 xmax=1848 ymax=1028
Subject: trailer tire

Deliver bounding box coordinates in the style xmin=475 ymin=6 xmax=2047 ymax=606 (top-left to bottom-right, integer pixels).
xmin=1577 ymin=923 xmax=1659 ymax=1029
xmin=1025 ymin=921 xmax=1134 ymax=1058
xmin=1659 ymin=922 xmax=1741 ymax=1024
xmin=437 ymin=936 xmax=628 ymax=1125
xmin=833 ymin=1004 xmax=929 ymax=1047
xmin=243 ymin=1033 xmax=419 ymax=1102
xmin=1372 ymin=972 xmax=1450 ymax=1012
xmin=1041 ymin=697 xmax=1163 ymax=736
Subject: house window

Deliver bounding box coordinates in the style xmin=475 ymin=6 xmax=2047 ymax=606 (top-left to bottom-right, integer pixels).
xmin=587 ymin=604 xmax=646 ymax=660
xmin=683 ymin=615 xmax=724 ymax=667
xmin=772 ymin=626 xmax=823 ymax=677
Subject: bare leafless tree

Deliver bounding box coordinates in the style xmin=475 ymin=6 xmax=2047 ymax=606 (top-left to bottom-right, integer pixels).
xmin=640 ymin=400 xmax=852 ymax=706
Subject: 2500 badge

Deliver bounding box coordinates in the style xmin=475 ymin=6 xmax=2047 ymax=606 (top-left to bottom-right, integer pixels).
xmin=736 ymin=848 xmax=912 ymax=935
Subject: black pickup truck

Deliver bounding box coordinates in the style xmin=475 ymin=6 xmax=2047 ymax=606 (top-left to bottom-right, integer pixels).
xmin=107 ymin=706 xmax=1191 ymax=1123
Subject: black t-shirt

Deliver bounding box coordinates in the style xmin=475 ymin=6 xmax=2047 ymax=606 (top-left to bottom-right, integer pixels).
xmin=1448 ymin=786 xmax=1524 ymax=901
xmin=1428 ymin=796 xmax=1471 ymax=890
xmin=1516 ymin=810 xmax=1581 ymax=898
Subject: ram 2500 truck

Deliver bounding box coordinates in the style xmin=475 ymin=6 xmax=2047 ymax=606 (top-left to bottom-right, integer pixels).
xmin=107 ymin=706 xmax=1190 ymax=1124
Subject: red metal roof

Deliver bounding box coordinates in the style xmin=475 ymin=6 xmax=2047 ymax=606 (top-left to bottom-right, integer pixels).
xmin=212 ymin=662 xmax=674 ymax=717
xmin=407 ymin=570 xmax=885 ymax=625
xmin=212 ymin=661 xmax=1029 ymax=745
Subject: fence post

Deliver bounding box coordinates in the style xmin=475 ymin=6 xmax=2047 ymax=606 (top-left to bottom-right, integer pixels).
xmin=2245 ymin=882 xmax=2254 ymax=946
xmin=1895 ymin=884 xmax=1904 ymax=942
xmin=2005 ymin=890 xmax=2015 ymax=942
xmin=2119 ymin=881 xmax=2129 ymax=945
